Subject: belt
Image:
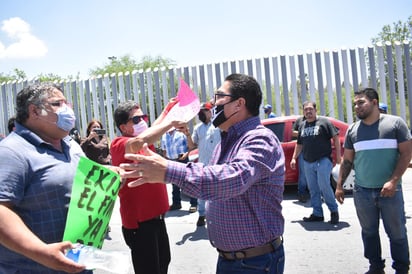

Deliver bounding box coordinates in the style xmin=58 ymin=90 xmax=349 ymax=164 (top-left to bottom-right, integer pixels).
xmin=218 ymin=237 xmax=283 ymax=260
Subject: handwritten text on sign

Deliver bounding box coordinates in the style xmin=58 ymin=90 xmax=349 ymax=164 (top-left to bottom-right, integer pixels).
xmin=63 ymin=157 xmax=121 ymax=248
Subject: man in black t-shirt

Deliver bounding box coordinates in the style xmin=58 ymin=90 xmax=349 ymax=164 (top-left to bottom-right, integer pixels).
xmin=290 ymin=101 xmax=341 ymax=224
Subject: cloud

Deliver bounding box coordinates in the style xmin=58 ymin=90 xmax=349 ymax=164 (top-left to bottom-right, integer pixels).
xmin=0 ymin=17 xmax=48 ymax=59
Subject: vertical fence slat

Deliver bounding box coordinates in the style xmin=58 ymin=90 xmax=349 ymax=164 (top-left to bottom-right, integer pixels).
xmin=271 ymin=57 xmax=281 ymax=117
xmin=403 ymin=41 xmax=412 ymax=128
xmin=324 ymin=51 xmax=335 ymax=117
xmin=333 ymin=51 xmax=344 ymax=121
xmin=280 ymin=55 xmax=290 ymax=116
xmin=206 ymin=64 xmax=214 ymax=99
xmin=153 ymin=69 xmax=162 ymax=116
xmin=289 ymin=55 xmax=299 ymax=115
xmin=368 ymin=46 xmax=378 ymax=90
xmin=341 ymin=49 xmax=354 ymax=124
xmin=78 ymin=81 xmax=87 ymax=132
xmin=84 ymin=79 xmax=92 ymax=125
xmin=199 ymin=65 xmax=207 ymax=102
xmin=247 ymin=59 xmax=253 ymax=76
xmin=315 ymin=51 xmax=325 ymax=115
xmin=395 ymin=42 xmax=406 ymax=120
xmin=117 ymin=73 xmax=125 ymax=103
xmin=132 ymin=70 xmax=140 ymax=105
xmin=238 ymin=60 xmax=245 ymax=75
xmin=124 ymin=72 xmax=132 ymax=101
xmin=161 ymin=68 xmax=169 ymax=106
xmin=350 ymin=48 xmax=359 ymax=93
xmin=385 ymin=42 xmax=397 ymax=115
xmin=358 ymin=47 xmax=368 ymax=89
xmin=297 ymin=54 xmax=307 ymax=103
xmin=145 ymin=70 xmax=155 ymax=125
xmin=230 ymin=61 xmax=236 ymax=74
xmin=376 ymin=43 xmax=387 ymax=104
xmin=215 ymin=63 xmax=221 ymax=88
xmin=263 ymin=57 xmax=273 ymax=112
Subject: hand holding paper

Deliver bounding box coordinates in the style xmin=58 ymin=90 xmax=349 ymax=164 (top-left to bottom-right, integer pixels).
xmin=161 ymin=79 xmax=200 ymax=124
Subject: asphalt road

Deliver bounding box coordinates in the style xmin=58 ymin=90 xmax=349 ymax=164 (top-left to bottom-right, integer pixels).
xmin=97 ymin=168 xmax=412 ymax=274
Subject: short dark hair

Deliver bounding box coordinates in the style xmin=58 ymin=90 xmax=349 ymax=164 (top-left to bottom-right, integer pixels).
xmin=355 ymin=88 xmax=379 ymax=103
xmin=15 ymin=83 xmax=63 ymax=123
xmin=113 ymin=100 xmax=140 ymax=132
xmin=7 ymin=117 xmax=16 ymax=133
xmin=302 ymin=101 xmax=316 ymax=109
xmin=225 ymin=73 xmax=262 ymax=116
xmin=354 ymin=87 xmax=379 ymax=102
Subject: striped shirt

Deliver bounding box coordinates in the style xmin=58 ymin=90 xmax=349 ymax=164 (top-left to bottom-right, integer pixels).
xmin=165 ymin=116 xmax=285 ymax=251
xmin=344 ymin=114 xmax=411 ymax=188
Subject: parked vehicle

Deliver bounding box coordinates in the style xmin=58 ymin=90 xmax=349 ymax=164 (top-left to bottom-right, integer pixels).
xmin=189 ymin=115 xmax=352 ymax=190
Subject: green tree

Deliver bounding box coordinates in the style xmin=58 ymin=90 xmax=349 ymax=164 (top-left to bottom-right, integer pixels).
xmin=0 ymin=68 xmax=27 ymax=84
xmin=370 ymin=15 xmax=412 ymax=94
xmin=371 ymin=15 xmax=412 ymax=44
xmin=89 ymin=54 xmax=176 ymax=76
xmin=36 ymin=73 xmax=63 ymax=82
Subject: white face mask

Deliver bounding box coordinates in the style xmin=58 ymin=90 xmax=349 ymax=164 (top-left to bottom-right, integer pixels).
xmin=132 ymin=120 xmax=148 ymax=136
xmin=39 ymin=103 xmax=76 ymax=132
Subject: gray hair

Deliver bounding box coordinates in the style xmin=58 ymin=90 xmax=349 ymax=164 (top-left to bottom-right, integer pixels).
xmin=15 ymin=83 xmax=63 ymax=123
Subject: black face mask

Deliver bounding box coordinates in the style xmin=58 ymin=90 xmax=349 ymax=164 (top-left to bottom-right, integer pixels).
xmin=198 ymin=111 xmax=207 ymax=124
xmin=212 ymin=100 xmax=238 ymax=127
xmin=212 ymin=104 xmax=226 ymax=127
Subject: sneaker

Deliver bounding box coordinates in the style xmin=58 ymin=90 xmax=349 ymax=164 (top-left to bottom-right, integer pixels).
xmin=330 ymin=211 xmax=339 ymax=224
xmin=169 ymin=204 xmax=182 ymax=211
xmin=303 ymin=214 xmax=324 ymax=222
xmin=189 ymin=206 xmax=197 ymax=213
xmin=196 ymin=216 xmax=206 ymax=226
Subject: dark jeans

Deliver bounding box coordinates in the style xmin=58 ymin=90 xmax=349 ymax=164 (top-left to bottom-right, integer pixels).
xmin=353 ymin=184 xmax=410 ymax=273
xmin=171 ymin=157 xmax=197 ymax=206
xmin=217 ymin=243 xmax=285 ymax=274
xmin=122 ymin=218 xmax=171 ymax=274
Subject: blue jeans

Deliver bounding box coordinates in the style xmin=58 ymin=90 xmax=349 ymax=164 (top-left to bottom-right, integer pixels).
xmin=198 ymin=199 xmax=206 ymax=216
xmin=353 ymin=184 xmax=410 ymax=273
xmin=297 ymin=153 xmax=308 ymax=196
xmin=303 ymin=157 xmax=338 ymax=217
xmin=172 ymin=184 xmax=197 ymax=206
xmin=216 ymin=244 xmax=284 ymax=274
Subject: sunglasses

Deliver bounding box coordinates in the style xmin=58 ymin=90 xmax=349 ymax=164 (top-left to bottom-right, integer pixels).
xmin=128 ymin=114 xmax=148 ymax=124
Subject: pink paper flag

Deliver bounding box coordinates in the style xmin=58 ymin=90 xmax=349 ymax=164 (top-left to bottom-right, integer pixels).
xmin=177 ymin=78 xmax=198 ymax=106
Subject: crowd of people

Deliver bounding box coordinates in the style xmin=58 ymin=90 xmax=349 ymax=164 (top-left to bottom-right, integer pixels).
xmin=0 ymin=77 xmax=410 ymax=274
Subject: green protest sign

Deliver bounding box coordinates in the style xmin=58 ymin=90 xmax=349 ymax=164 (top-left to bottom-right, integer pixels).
xmin=63 ymin=156 xmax=121 ymax=248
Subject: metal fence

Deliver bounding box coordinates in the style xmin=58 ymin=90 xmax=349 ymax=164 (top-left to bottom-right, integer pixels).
xmin=1 ymin=40 xmax=411 ymax=140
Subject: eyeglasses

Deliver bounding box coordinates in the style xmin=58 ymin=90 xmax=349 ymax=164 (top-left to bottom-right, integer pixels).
xmin=45 ymin=100 xmax=67 ymax=107
xmin=214 ymin=92 xmax=236 ymax=102
xmin=128 ymin=114 xmax=148 ymax=124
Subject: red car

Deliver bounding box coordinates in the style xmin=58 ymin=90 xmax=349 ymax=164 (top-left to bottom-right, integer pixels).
xmin=188 ymin=115 xmax=349 ymax=186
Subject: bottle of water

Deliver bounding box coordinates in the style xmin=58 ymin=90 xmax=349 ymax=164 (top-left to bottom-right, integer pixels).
xmin=66 ymin=244 xmax=130 ymax=273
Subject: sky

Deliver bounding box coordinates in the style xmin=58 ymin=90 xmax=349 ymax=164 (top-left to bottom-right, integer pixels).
xmin=0 ymin=0 xmax=411 ymax=80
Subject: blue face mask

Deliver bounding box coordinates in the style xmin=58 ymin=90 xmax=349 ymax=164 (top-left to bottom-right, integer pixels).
xmin=55 ymin=104 xmax=76 ymax=132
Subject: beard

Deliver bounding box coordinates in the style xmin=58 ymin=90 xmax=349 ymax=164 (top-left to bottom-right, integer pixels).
xmin=355 ymin=107 xmax=373 ymax=120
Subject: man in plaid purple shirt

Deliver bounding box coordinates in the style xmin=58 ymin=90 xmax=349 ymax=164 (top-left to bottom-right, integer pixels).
xmin=122 ymin=73 xmax=286 ymax=274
